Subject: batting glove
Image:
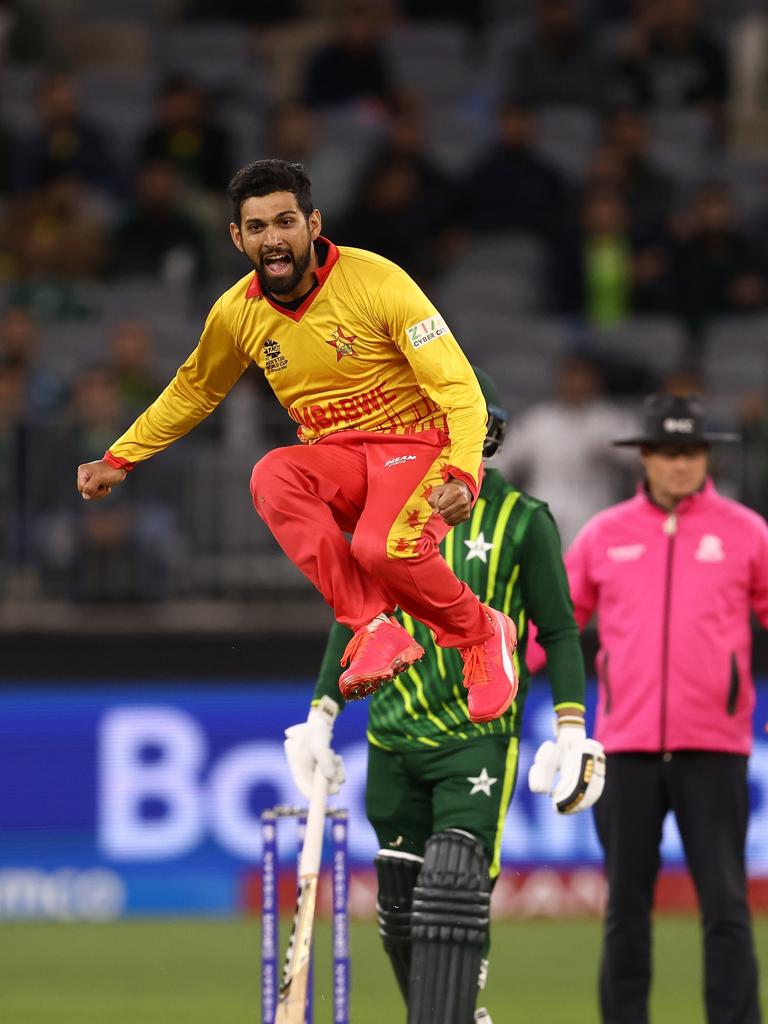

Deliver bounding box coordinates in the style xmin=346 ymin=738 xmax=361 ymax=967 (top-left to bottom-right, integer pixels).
xmin=284 ymin=695 xmax=346 ymax=799
xmin=528 ymin=717 xmax=606 ymax=814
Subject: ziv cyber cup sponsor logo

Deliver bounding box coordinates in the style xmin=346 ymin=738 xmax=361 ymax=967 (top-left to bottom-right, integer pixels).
xmin=405 ymin=315 xmax=449 ymax=349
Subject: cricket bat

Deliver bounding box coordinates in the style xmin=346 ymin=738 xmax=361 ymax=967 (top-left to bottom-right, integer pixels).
xmin=274 ymin=767 xmax=329 ymax=1024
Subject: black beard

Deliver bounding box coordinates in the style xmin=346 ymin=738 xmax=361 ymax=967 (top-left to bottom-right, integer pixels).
xmin=256 ymin=241 xmax=313 ymax=297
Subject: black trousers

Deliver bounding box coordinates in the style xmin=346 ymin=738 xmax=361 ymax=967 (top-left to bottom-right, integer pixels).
xmin=593 ymin=751 xmax=761 ymax=1024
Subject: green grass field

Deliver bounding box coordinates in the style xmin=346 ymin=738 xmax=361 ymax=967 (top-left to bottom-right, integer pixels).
xmin=1 ymin=916 xmax=767 ymax=1023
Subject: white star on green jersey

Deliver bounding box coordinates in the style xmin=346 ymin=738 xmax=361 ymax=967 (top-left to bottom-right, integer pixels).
xmin=467 ymin=767 xmax=498 ymax=796
xmin=464 ymin=531 xmax=494 ymax=563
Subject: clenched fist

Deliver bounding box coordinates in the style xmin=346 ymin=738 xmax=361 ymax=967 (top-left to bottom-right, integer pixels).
xmin=427 ymin=479 xmax=472 ymax=526
xmin=77 ymin=460 xmax=127 ymax=501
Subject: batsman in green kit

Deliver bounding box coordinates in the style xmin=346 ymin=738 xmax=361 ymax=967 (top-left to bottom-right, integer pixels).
xmin=283 ymin=369 xmax=606 ymax=1024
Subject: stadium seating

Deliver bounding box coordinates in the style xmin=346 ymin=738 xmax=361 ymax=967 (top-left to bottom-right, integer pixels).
xmin=435 ymin=233 xmax=550 ymax=319
xmin=702 ymin=315 xmax=768 ymax=394
xmin=182 ymin=446 xmax=305 ymax=593
xmin=449 ymin=313 xmax=570 ymax=406
xmin=383 ymin=22 xmax=478 ymax=106
xmin=534 ymin=106 xmax=601 ymax=182
xmin=649 ymin=110 xmax=716 ymax=181
xmin=589 ymin=317 xmax=689 ymax=377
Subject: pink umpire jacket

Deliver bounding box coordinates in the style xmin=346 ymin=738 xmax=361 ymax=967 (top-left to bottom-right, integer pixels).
xmin=564 ymin=479 xmax=768 ymax=755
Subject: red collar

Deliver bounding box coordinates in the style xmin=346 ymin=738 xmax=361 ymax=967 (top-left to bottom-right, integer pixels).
xmin=245 ymin=236 xmax=339 ymax=321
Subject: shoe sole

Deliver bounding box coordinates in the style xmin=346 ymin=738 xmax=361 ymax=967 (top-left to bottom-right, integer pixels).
xmin=340 ymin=642 xmax=425 ymax=701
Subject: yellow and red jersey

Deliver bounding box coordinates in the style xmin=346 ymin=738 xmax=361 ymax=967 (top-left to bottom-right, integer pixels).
xmin=107 ymin=239 xmax=486 ymax=495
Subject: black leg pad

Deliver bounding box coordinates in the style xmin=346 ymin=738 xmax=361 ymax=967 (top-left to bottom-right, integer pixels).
xmin=375 ymin=850 xmax=423 ymax=1002
xmin=408 ymin=829 xmax=491 ymax=1024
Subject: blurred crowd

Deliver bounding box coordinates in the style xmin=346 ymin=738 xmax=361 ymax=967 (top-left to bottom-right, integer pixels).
xmin=2 ymin=0 xmax=768 ymax=604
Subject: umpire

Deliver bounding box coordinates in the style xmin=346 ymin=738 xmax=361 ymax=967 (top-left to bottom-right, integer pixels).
xmin=284 ymin=367 xmax=605 ymax=1024
xmin=564 ymin=393 xmax=768 ymax=1023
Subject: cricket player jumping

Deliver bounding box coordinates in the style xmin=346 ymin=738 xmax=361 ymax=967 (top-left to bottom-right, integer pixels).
xmin=76 ymin=159 xmax=517 ymax=721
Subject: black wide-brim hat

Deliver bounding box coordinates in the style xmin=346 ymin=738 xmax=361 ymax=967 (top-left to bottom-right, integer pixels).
xmin=612 ymin=393 xmax=740 ymax=447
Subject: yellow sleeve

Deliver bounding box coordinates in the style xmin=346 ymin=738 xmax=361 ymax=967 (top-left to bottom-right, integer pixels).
xmin=374 ymin=269 xmax=486 ymax=496
xmin=108 ymin=299 xmax=250 ymax=466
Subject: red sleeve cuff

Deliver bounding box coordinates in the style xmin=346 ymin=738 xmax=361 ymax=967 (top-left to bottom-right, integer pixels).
xmin=443 ymin=463 xmax=482 ymax=503
xmin=104 ymin=450 xmax=135 ymax=472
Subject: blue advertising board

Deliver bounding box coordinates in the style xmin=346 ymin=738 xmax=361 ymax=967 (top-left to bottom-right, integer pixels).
xmin=1 ymin=681 xmax=767 ymax=918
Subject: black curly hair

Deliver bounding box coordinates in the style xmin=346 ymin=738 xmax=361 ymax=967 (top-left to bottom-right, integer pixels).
xmin=227 ymin=159 xmax=314 ymax=224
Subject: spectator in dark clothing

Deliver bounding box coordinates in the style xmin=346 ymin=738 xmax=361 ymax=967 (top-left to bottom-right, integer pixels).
xmin=502 ymin=0 xmax=605 ymax=108
xmin=373 ymin=98 xmax=449 ymax=187
xmin=594 ymin=0 xmax=634 ymax=21
xmin=400 ymin=0 xmax=486 ymax=35
xmin=140 ymin=76 xmax=233 ymax=193
xmin=584 ymin=147 xmax=673 ymax=313
xmin=604 ymin=106 xmax=676 ymax=241
xmin=182 ymin=0 xmax=300 ymax=22
xmin=0 ymin=120 xmax=16 ymax=197
xmin=0 ymin=0 xmax=52 ymax=63
xmin=29 ymin=365 xmax=178 ymax=601
xmin=335 ymin=154 xmax=450 ymax=284
xmin=0 ymin=357 xmax=29 ymax=576
xmin=301 ymin=2 xmax=395 ymax=110
xmin=110 ymin=160 xmax=210 ymax=283
xmin=341 ymin=97 xmax=454 ymax=237
xmin=108 ymin=319 xmax=163 ymax=418
xmin=457 ymin=102 xmax=571 ymax=240
xmin=747 ymin=182 xmax=768 ymax=277
xmin=5 ymin=175 xmax=107 ymax=282
xmin=610 ymin=0 xmax=728 ymax=122
xmin=671 ymin=183 xmax=765 ymax=339
xmin=15 ymin=73 xmax=119 ymax=196
xmin=1 ymin=175 xmax=107 ymax=323
xmin=0 ymin=305 xmax=65 ymax=415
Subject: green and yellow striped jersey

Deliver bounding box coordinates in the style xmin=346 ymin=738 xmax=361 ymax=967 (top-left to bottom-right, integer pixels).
xmin=313 ymin=468 xmax=585 ymax=751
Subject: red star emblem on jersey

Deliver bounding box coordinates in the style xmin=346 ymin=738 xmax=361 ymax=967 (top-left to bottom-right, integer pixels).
xmin=326 ymin=325 xmax=358 ymax=361
xmin=395 ymin=537 xmax=411 ymax=553
xmin=421 ymin=484 xmax=433 ymax=501
xmin=406 ymin=508 xmax=421 ymax=529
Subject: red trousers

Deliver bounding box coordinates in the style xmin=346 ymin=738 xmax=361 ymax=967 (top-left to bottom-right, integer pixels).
xmin=250 ymin=429 xmax=491 ymax=648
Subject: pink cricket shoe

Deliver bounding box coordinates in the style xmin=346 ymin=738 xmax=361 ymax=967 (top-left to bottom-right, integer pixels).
xmin=339 ymin=618 xmax=425 ymax=700
xmin=460 ymin=605 xmax=518 ymax=723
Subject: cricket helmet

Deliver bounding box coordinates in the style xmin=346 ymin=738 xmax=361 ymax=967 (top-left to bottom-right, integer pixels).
xmin=472 ymin=365 xmax=508 ymax=459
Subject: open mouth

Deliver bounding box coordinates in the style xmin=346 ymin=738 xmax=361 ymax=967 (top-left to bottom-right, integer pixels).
xmin=263 ymin=252 xmax=293 ymax=277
